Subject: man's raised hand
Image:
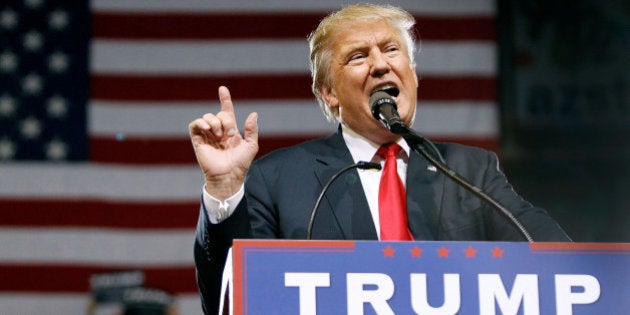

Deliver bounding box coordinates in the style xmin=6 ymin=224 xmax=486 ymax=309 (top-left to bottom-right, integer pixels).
xmin=188 ymin=86 xmax=258 ymax=200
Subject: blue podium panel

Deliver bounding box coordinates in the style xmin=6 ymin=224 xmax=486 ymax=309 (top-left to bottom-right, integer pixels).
xmin=231 ymin=240 xmax=629 ymax=315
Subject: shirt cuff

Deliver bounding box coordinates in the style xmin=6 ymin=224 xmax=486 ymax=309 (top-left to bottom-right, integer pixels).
xmin=202 ymin=184 xmax=245 ymax=224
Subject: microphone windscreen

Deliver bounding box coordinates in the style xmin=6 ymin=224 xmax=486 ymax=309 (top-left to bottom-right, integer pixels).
xmin=369 ymin=91 xmax=396 ymax=120
xmin=369 ymin=90 xmax=394 ymax=106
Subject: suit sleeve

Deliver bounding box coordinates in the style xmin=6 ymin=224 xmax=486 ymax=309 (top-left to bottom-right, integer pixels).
xmin=193 ymin=159 xmax=284 ymax=314
xmin=478 ymin=150 xmax=571 ymax=241
xmin=194 ymin=196 xmax=251 ymax=314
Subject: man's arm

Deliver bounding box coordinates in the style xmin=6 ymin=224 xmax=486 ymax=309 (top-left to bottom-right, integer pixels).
xmin=194 ymin=197 xmax=251 ymax=314
xmin=435 ymin=144 xmax=570 ymax=242
xmin=189 ymin=86 xmax=259 ymax=314
xmin=479 ymin=150 xmax=571 ymax=241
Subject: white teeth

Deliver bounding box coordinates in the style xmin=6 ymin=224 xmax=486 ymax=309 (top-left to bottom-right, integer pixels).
xmin=374 ymin=85 xmax=395 ymax=92
xmin=371 ymin=84 xmax=400 ymax=97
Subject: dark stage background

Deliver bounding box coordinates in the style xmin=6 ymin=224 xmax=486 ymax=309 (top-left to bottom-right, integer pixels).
xmin=498 ymin=0 xmax=630 ymax=242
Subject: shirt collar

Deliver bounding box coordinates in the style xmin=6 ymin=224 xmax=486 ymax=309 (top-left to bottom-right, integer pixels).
xmin=341 ymin=124 xmax=410 ymax=163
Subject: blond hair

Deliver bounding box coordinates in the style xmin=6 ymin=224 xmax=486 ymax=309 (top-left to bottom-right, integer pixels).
xmin=307 ymin=4 xmax=417 ymax=121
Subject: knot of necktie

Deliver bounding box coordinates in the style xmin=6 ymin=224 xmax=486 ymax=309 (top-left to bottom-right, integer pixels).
xmin=376 ymin=143 xmax=402 ymax=160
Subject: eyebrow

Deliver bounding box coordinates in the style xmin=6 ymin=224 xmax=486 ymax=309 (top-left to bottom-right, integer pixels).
xmin=338 ymin=35 xmax=401 ymax=57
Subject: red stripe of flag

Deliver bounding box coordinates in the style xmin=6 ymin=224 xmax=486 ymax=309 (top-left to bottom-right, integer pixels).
xmin=0 ymin=200 xmax=199 ymax=229
xmin=91 ymin=75 xmax=495 ymax=102
xmin=0 ymin=264 xmax=197 ymax=293
xmin=89 ymin=135 xmax=323 ymax=164
xmin=88 ymin=136 xmax=499 ymax=165
xmin=93 ymin=13 xmax=495 ymax=41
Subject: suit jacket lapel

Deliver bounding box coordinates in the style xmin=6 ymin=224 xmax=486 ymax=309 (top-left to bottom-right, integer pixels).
xmin=312 ymin=131 xmax=378 ymax=240
xmin=406 ymin=148 xmax=445 ymax=240
xmin=309 ymin=130 xmax=448 ymax=241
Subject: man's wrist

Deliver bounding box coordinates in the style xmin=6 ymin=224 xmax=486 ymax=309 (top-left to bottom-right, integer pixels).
xmin=202 ymin=184 xmax=245 ymax=224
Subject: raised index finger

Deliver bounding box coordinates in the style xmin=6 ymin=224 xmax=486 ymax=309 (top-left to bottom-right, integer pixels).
xmin=218 ymin=86 xmax=235 ymax=114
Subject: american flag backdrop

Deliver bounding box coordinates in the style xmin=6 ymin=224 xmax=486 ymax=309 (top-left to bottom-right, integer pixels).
xmin=0 ymin=0 xmax=497 ymax=313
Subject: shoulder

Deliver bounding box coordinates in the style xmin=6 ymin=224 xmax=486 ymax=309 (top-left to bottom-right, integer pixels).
xmin=434 ymin=142 xmax=499 ymax=169
xmin=247 ymin=134 xmax=344 ymax=185
xmin=436 ymin=141 xmax=494 ymax=155
xmin=252 ymin=132 xmax=342 ymax=168
xmin=245 ymin=134 xmax=340 ymax=188
xmin=254 ymin=136 xmax=331 ymax=165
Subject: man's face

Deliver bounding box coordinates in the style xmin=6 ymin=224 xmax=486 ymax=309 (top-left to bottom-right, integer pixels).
xmin=322 ymin=20 xmax=418 ymax=144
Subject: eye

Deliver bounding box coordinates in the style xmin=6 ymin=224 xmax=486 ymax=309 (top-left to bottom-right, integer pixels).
xmin=385 ymin=45 xmax=399 ymax=54
xmin=347 ymin=53 xmax=366 ymax=64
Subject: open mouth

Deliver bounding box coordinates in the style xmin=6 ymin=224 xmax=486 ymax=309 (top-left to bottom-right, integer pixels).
xmin=383 ymin=87 xmax=399 ymax=97
xmin=373 ymin=86 xmax=400 ymax=98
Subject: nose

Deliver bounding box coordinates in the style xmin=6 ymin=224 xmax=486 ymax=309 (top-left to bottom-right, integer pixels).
xmin=369 ymin=50 xmax=391 ymax=77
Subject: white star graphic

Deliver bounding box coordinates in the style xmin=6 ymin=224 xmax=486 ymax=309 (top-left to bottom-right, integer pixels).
xmin=0 ymin=8 xmax=18 ymax=30
xmin=46 ymin=139 xmax=68 ymax=160
xmin=0 ymin=138 xmax=16 ymax=160
xmin=0 ymin=50 xmax=18 ymax=73
xmin=47 ymin=95 xmax=68 ymax=118
xmin=48 ymin=51 xmax=69 ymax=73
xmin=49 ymin=9 xmax=69 ymax=30
xmin=0 ymin=94 xmax=17 ymax=117
xmin=23 ymin=30 xmax=44 ymax=52
xmin=25 ymin=0 xmax=44 ymax=9
xmin=20 ymin=116 xmax=43 ymax=139
xmin=22 ymin=73 xmax=44 ymax=95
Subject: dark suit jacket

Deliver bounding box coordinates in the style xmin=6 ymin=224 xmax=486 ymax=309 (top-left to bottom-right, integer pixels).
xmin=194 ymin=130 xmax=570 ymax=313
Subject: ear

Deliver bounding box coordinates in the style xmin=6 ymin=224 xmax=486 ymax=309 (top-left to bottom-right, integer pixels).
xmin=411 ymin=63 xmax=419 ymax=88
xmin=321 ymin=85 xmax=340 ymax=113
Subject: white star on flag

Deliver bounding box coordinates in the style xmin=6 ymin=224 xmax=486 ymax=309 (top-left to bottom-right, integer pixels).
xmin=47 ymin=95 xmax=68 ymax=118
xmin=0 ymin=50 xmax=18 ymax=73
xmin=49 ymin=9 xmax=69 ymax=30
xmin=20 ymin=116 xmax=43 ymax=139
xmin=21 ymin=73 xmax=43 ymax=95
xmin=0 ymin=8 xmax=18 ymax=30
xmin=0 ymin=94 xmax=16 ymax=117
xmin=23 ymin=30 xmax=44 ymax=52
xmin=48 ymin=51 xmax=69 ymax=73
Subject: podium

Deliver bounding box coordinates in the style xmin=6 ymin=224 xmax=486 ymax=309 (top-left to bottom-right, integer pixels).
xmin=221 ymin=240 xmax=629 ymax=314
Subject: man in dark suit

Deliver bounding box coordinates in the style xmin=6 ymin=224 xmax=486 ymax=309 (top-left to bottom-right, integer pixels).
xmin=188 ymin=4 xmax=570 ymax=314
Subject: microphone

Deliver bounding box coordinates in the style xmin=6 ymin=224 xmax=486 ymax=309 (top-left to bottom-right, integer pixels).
xmin=370 ymin=90 xmax=408 ymax=134
xmin=370 ymin=90 xmax=446 ymax=163
xmin=306 ymin=161 xmax=382 ymax=239
xmin=369 ymin=90 xmax=534 ymax=242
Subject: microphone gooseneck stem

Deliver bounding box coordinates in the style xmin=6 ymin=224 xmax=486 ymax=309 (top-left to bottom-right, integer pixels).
xmin=401 ymin=131 xmax=535 ymax=243
xmin=306 ymin=161 xmax=381 ymax=240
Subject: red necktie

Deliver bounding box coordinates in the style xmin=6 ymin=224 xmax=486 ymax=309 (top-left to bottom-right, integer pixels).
xmin=377 ymin=143 xmax=413 ymax=240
